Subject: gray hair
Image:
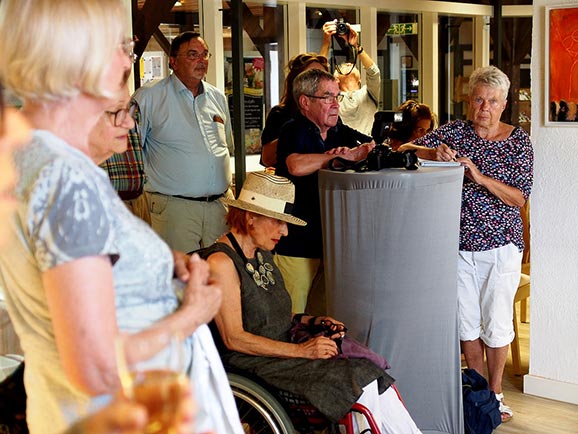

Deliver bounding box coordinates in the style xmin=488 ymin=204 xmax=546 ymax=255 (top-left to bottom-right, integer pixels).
xmin=292 ymin=68 xmax=337 ymax=106
xmin=468 ymin=66 xmax=510 ymax=100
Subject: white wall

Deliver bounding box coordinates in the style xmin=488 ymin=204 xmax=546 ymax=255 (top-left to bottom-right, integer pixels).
xmin=526 ymin=0 xmax=578 ymax=405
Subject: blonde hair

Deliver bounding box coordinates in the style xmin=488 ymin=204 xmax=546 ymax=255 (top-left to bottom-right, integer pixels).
xmin=0 ymin=0 xmax=128 ymax=102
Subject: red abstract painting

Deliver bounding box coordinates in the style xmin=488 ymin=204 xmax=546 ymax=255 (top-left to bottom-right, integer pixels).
xmin=548 ymin=7 xmax=578 ymax=122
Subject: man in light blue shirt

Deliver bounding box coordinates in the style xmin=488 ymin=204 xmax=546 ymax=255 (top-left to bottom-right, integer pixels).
xmin=133 ymin=31 xmax=233 ymax=253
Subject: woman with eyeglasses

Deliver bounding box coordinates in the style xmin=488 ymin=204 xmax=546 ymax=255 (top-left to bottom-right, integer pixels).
xmin=87 ymin=87 xmax=135 ymax=163
xmin=260 ymin=53 xmax=330 ymax=167
xmin=399 ymin=66 xmax=533 ymax=423
xmin=0 ymin=1 xmax=241 ymax=433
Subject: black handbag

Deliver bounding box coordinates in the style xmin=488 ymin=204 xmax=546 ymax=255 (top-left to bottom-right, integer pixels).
xmin=289 ymin=319 xmax=390 ymax=371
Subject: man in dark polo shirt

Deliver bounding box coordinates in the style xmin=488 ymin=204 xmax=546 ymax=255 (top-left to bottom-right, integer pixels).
xmin=275 ymin=68 xmax=374 ymax=314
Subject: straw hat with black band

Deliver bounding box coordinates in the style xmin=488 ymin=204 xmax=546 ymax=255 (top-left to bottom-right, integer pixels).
xmin=221 ymin=171 xmax=307 ymax=227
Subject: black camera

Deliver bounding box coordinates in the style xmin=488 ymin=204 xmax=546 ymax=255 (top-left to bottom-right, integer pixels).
xmin=370 ymin=110 xmax=405 ymax=145
xmin=336 ymin=18 xmax=349 ymax=36
xmin=366 ymin=144 xmax=418 ymax=171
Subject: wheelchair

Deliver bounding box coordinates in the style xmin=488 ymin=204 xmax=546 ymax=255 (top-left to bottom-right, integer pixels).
xmin=227 ymin=369 xmax=382 ymax=434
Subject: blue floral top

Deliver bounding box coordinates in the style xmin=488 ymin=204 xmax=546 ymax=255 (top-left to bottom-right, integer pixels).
xmin=414 ymin=120 xmax=533 ymax=252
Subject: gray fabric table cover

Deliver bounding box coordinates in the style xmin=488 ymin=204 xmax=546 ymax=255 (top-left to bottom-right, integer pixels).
xmin=319 ymin=167 xmax=464 ymax=434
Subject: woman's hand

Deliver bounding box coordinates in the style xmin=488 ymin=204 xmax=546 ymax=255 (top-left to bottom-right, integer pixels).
xmin=344 ymin=24 xmax=359 ymax=47
xmin=434 ymin=143 xmax=457 ymax=161
xmin=322 ymin=20 xmax=337 ymax=38
xmin=180 ymin=254 xmax=222 ymax=329
xmin=457 ymin=156 xmax=526 ymax=207
xmin=70 ymin=381 xmax=195 ymax=434
xmin=298 ymin=336 xmax=339 ymax=359
xmin=172 ymin=250 xmax=191 ymax=282
xmin=313 ymin=316 xmax=347 ymax=340
xmin=457 ymin=156 xmax=481 ymax=182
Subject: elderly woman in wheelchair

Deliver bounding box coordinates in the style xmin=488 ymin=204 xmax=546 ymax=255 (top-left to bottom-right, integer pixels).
xmin=199 ymin=171 xmax=422 ymax=434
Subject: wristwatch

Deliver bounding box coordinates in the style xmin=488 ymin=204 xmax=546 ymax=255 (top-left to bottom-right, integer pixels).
xmin=357 ymin=46 xmax=364 ymax=55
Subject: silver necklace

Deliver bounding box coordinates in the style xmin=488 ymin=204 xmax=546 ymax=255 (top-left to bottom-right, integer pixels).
xmin=226 ymin=233 xmax=276 ymax=291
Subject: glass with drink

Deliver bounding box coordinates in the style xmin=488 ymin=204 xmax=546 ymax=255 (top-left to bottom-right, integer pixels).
xmin=116 ymin=333 xmax=189 ymax=434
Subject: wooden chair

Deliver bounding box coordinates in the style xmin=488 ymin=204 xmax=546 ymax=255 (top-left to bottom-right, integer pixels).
xmin=511 ymin=201 xmax=530 ymax=376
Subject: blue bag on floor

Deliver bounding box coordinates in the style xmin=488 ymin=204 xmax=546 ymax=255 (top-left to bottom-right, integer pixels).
xmin=462 ymin=368 xmax=501 ymax=434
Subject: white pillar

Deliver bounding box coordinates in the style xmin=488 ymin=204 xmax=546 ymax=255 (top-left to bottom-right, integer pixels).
xmin=287 ymin=2 xmax=307 ymax=61
xmin=473 ymin=15 xmax=490 ymax=70
xmin=421 ymin=11 xmax=439 ymax=115
xmin=359 ymin=6 xmax=377 ymax=85
xmin=124 ymin=0 xmax=135 ymax=93
xmin=201 ymin=0 xmax=225 ymax=90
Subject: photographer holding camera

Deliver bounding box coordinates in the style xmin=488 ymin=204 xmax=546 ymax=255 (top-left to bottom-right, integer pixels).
xmin=320 ymin=19 xmax=381 ymax=136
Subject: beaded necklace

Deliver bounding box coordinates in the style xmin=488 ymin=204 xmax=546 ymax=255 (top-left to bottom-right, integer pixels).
xmin=226 ymin=232 xmax=276 ymax=291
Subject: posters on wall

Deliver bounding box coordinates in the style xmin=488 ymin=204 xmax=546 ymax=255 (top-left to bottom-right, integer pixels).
xmin=225 ymin=56 xmax=265 ymax=154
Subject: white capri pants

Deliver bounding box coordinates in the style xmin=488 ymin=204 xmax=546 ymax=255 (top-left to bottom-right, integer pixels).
xmin=457 ymin=243 xmax=522 ymax=348
xmin=354 ymin=380 xmax=422 ymax=434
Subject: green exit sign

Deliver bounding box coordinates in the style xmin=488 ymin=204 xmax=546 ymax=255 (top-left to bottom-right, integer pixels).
xmin=386 ymin=23 xmax=418 ymax=35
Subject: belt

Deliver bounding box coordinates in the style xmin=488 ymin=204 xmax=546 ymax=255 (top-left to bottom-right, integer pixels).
xmin=151 ymin=192 xmax=225 ymax=202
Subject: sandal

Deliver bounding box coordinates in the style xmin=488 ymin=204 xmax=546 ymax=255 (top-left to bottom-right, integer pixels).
xmin=495 ymin=392 xmax=513 ymax=423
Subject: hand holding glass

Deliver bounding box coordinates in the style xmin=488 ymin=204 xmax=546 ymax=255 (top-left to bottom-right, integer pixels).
xmin=115 ymin=333 xmax=190 ymax=434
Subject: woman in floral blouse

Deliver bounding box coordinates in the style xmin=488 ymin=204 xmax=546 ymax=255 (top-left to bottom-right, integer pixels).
xmin=399 ymin=65 xmax=533 ymax=424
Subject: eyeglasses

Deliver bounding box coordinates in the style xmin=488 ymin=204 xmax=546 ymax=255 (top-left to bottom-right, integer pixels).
xmin=105 ymin=105 xmax=136 ymax=127
xmin=178 ymin=50 xmax=212 ymax=61
xmin=305 ymin=93 xmax=344 ymax=104
xmin=120 ymin=37 xmax=137 ymax=63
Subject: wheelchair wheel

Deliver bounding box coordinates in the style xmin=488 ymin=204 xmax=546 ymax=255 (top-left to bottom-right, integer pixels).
xmin=228 ymin=372 xmax=295 ymax=434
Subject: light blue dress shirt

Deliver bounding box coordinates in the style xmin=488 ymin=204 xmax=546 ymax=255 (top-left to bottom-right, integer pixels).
xmin=133 ymin=74 xmax=233 ymax=197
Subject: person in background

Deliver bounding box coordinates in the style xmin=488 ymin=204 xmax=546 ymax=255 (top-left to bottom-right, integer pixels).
xmin=133 ymin=31 xmax=233 ymax=253
xmin=260 ymin=53 xmax=330 ymax=167
xmin=275 ymin=68 xmax=374 ymax=315
xmin=386 ymin=100 xmax=436 ymax=150
xmin=320 ymin=19 xmax=381 ymax=136
xmin=99 ymin=103 xmax=151 ymax=225
xmin=201 ymin=171 xmax=421 ymax=433
xmin=0 ymin=1 xmax=241 ymax=433
xmin=399 ymin=65 xmax=533 ymax=423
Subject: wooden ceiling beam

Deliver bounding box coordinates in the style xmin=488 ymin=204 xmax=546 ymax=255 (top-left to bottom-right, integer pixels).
xmin=133 ymin=0 xmax=177 ymax=58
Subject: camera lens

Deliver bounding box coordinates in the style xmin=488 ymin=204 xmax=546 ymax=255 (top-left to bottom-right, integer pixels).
xmin=336 ymin=20 xmax=348 ymax=36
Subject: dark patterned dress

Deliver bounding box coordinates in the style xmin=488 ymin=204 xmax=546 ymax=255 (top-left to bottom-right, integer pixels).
xmin=199 ymin=242 xmax=393 ymax=422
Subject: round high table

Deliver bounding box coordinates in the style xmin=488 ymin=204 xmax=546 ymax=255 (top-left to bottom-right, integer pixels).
xmin=319 ymin=166 xmax=464 ymax=434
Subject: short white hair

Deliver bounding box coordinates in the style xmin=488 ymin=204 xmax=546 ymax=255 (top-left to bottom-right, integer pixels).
xmin=0 ymin=0 xmax=128 ymax=102
xmin=468 ymin=66 xmax=510 ymax=100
